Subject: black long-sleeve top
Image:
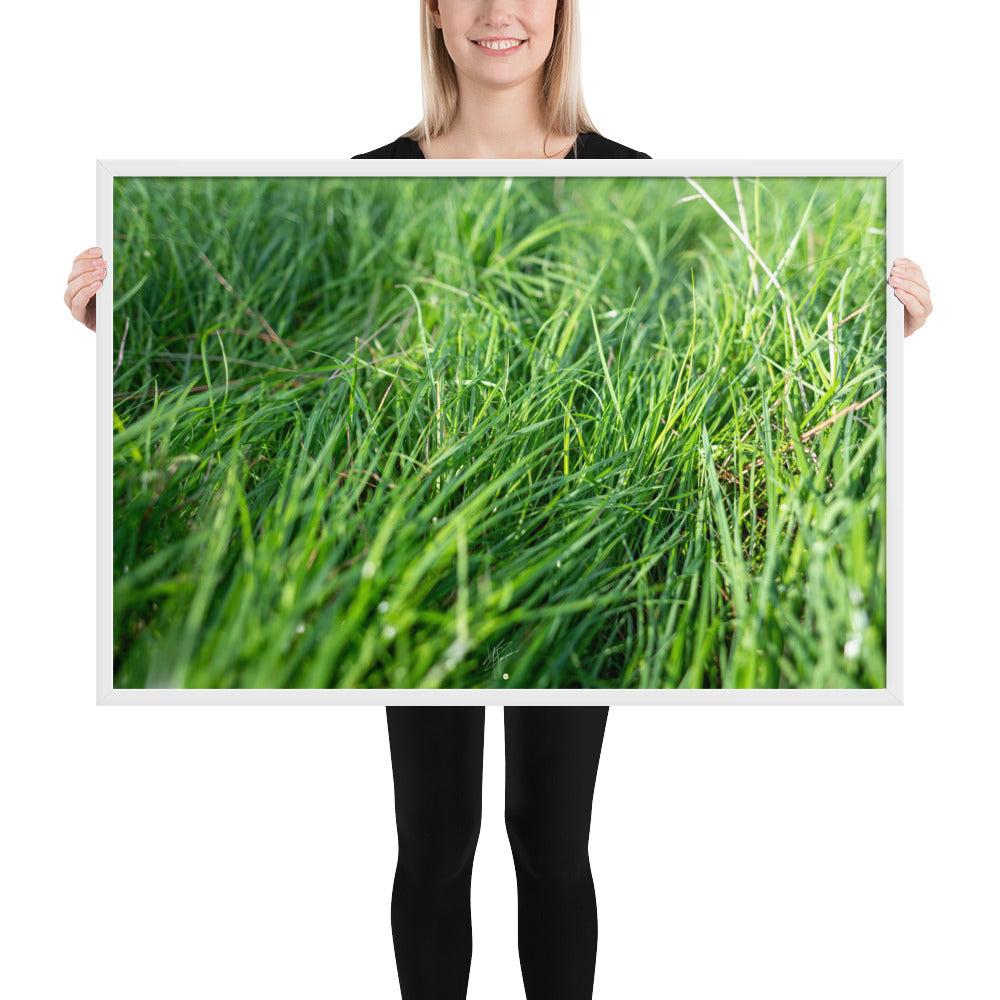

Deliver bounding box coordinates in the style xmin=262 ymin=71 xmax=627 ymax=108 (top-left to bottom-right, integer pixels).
xmin=352 ymin=132 xmax=651 ymax=159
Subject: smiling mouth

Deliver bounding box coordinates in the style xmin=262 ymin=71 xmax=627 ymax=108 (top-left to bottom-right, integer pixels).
xmin=471 ymin=38 xmax=527 ymax=51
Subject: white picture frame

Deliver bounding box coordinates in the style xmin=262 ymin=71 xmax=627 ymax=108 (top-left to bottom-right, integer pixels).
xmin=97 ymin=158 xmax=903 ymax=705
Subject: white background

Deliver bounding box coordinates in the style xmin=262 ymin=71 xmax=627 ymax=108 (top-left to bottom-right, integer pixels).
xmin=2 ymin=1 xmax=997 ymax=998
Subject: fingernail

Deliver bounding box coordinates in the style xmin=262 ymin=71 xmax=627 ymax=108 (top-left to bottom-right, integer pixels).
xmin=88 ymin=246 xmax=102 ymax=254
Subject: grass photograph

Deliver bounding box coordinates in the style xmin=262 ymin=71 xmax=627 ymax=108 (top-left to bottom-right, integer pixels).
xmin=110 ymin=171 xmax=887 ymax=690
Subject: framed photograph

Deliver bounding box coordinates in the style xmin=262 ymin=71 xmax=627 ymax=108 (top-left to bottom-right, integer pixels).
xmin=97 ymin=159 xmax=902 ymax=704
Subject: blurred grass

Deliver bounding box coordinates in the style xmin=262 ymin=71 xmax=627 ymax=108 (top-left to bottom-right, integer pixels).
xmin=111 ymin=173 xmax=887 ymax=689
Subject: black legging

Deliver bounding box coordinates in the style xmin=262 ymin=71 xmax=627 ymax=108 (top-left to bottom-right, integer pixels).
xmin=386 ymin=705 xmax=610 ymax=1000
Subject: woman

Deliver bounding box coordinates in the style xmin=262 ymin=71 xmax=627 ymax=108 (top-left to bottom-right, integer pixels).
xmin=64 ymin=2 xmax=933 ymax=998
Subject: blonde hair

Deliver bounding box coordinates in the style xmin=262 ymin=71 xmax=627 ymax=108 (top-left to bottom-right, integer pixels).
xmin=402 ymin=0 xmax=600 ymax=156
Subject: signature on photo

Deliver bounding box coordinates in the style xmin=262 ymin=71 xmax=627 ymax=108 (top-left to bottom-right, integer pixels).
xmin=483 ymin=638 xmax=516 ymax=681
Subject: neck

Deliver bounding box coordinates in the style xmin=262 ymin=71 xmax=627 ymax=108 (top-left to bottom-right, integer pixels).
xmin=444 ymin=73 xmax=553 ymax=157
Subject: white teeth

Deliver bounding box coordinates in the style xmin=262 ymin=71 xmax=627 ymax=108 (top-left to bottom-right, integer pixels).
xmin=476 ymin=39 xmax=523 ymax=50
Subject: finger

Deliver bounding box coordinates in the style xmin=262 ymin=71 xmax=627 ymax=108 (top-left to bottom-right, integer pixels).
xmin=65 ymin=264 xmax=106 ymax=307
xmin=888 ymin=276 xmax=923 ymax=294
xmin=890 ymin=262 xmax=926 ymax=283
xmin=68 ymin=278 xmax=102 ymax=323
xmin=892 ymin=285 xmax=928 ymax=321
xmin=888 ymin=273 xmax=929 ymax=301
xmin=891 ymin=278 xmax=934 ymax=316
xmin=889 ymin=259 xmax=929 ymax=292
xmin=72 ymin=246 xmax=103 ymax=264
xmin=67 ymin=253 xmax=107 ymax=284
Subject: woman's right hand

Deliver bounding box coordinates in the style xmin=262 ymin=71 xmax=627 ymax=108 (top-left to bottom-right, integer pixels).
xmin=65 ymin=247 xmax=106 ymax=331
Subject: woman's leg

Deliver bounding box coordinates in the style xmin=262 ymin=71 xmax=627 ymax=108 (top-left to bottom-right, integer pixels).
xmin=503 ymin=705 xmax=610 ymax=1000
xmin=386 ymin=706 xmax=486 ymax=1000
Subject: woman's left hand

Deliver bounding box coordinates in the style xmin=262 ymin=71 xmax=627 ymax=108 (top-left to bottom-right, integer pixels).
xmin=889 ymin=257 xmax=933 ymax=337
